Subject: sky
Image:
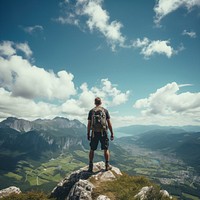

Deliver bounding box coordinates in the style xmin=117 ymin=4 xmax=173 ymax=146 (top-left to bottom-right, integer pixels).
xmin=0 ymin=0 xmax=200 ymax=128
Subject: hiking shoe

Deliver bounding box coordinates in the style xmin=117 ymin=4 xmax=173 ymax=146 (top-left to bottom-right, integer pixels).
xmin=88 ymin=163 xmax=93 ymax=172
xmin=105 ymin=164 xmax=112 ymax=171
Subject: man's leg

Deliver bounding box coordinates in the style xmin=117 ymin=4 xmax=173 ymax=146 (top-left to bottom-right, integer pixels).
xmin=88 ymin=149 xmax=94 ymax=172
xmin=104 ymin=149 xmax=110 ymax=162
xmin=104 ymin=149 xmax=112 ymax=171
xmin=88 ymin=133 xmax=99 ymax=172
xmin=101 ymin=132 xmax=112 ymax=171
xmin=89 ymin=149 xmax=94 ymax=163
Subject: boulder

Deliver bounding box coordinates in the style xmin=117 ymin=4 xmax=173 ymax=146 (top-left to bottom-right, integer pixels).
xmin=134 ymin=186 xmax=172 ymax=200
xmin=0 ymin=186 xmax=21 ymax=198
xmin=96 ymin=195 xmax=111 ymax=200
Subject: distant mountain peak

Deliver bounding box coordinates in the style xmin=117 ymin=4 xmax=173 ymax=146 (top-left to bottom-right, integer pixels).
xmin=53 ymin=116 xmax=69 ymax=120
xmin=0 ymin=116 xmax=86 ymax=132
xmin=0 ymin=117 xmax=32 ymax=132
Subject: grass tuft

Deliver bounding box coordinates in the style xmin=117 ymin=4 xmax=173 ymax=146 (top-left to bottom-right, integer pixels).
xmin=0 ymin=191 xmax=55 ymax=200
xmin=92 ymin=172 xmax=176 ymax=200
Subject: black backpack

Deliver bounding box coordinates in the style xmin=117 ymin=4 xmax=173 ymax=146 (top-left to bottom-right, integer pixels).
xmin=91 ymin=107 xmax=107 ymax=132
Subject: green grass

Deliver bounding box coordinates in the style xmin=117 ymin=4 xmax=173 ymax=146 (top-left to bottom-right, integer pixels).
xmin=5 ymin=172 xmax=22 ymax=181
xmin=0 ymin=152 xmax=87 ymax=192
xmin=92 ymin=173 xmax=176 ymax=200
xmin=0 ymin=191 xmax=53 ymax=200
xmin=182 ymin=192 xmax=200 ymax=200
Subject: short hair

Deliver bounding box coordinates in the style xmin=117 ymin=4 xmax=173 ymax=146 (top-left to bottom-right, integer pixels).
xmin=95 ymin=97 xmax=102 ymax=105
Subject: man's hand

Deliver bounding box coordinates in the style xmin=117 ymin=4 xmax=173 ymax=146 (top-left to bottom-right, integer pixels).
xmin=87 ymin=134 xmax=91 ymax=141
xmin=110 ymin=135 xmax=114 ymax=141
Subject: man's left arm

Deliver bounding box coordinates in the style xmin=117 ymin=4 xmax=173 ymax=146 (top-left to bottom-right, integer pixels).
xmin=107 ymin=119 xmax=114 ymax=140
xmin=105 ymin=109 xmax=114 ymax=141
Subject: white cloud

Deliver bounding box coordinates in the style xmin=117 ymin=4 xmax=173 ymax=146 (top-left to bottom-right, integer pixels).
xmin=0 ymin=41 xmax=32 ymax=58
xmin=92 ymin=79 xmax=130 ymax=106
xmin=79 ymin=83 xmax=95 ymax=108
xmin=0 ymin=41 xmax=130 ymax=123
xmin=0 ymin=41 xmax=16 ymax=57
xmin=57 ymin=0 xmax=126 ymax=51
xmin=182 ymin=30 xmax=197 ymax=38
xmin=133 ymin=82 xmax=200 ymax=118
xmin=62 ymin=99 xmax=86 ymax=116
xmin=133 ymin=37 xmax=176 ymax=58
xmin=154 ymin=0 xmax=200 ymax=25
xmin=15 ymin=42 xmax=33 ymax=58
xmin=23 ymin=25 xmax=44 ymax=34
xmin=0 ymin=41 xmax=76 ymax=100
xmin=0 ymin=88 xmax=60 ymax=120
xmin=56 ymin=15 xmax=79 ymax=26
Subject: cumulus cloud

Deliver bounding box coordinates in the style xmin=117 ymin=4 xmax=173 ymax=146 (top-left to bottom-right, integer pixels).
xmin=132 ymin=37 xmax=177 ymax=58
xmin=0 ymin=41 xmax=76 ymax=99
xmin=57 ymin=0 xmax=126 ymax=51
xmin=0 ymin=41 xmax=32 ymax=58
xmin=0 ymin=40 xmax=130 ymax=122
xmin=133 ymin=82 xmax=200 ymax=117
xmin=0 ymin=41 xmax=16 ymax=57
xmin=15 ymin=43 xmax=33 ymax=58
xmin=62 ymin=79 xmax=130 ymax=116
xmin=154 ymin=0 xmax=200 ymax=25
xmin=0 ymin=77 xmax=130 ymax=122
xmin=0 ymin=88 xmax=60 ymax=120
xmin=91 ymin=79 xmax=130 ymax=106
xmin=182 ymin=30 xmax=197 ymax=38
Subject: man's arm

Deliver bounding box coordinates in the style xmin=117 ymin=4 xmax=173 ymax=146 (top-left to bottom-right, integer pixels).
xmin=107 ymin=119 xmax=114 ymax=140
xmin=87 ymin=120 xmax=91 ymax=141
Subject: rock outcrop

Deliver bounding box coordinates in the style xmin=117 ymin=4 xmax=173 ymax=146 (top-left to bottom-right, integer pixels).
xmin=51 ymin=161 xmax=122 ymax=200
xmin=0 ymin=186 xmax=21 ymax=198
xmin=134 ymin=186 xmax=172 ymax=200
xmin=51 ymin=161 xmax=174 ymax=200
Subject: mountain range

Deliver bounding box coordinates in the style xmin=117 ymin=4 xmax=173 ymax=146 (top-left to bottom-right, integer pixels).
xmin=116 ymin=124 xmax=200 ymax=136
xmin=0 ymin=117 xmax=88 ymax=172
xmin=1 ymin=117 xmax=200 ymax=199
xmin=0 ymin=116 xmax=85 ymax=132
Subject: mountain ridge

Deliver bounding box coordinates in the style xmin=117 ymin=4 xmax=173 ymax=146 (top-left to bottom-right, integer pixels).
xmin=0 ymin=116 xmax=86 ymax=133
xmin=116 ymin=124 xmax=200 ymax=136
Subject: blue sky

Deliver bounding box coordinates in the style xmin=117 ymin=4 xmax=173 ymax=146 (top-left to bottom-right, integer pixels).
xmin=0 ymin=0 xmax=200 ymax=127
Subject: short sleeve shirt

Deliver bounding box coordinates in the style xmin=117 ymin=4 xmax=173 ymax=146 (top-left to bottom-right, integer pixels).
xmin=88 ymin=107 xmax=110 ymax=121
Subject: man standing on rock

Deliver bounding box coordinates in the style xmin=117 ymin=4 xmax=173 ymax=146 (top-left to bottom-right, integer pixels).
xmin=87 ymin=97 xmax=114 ymax=172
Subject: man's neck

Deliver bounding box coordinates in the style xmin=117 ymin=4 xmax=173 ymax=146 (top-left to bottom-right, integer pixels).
xmin=95 ymin=105 xmax=101 ymax=108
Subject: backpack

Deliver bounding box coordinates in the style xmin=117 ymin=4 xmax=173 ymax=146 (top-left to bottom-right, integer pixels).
xmin=91 ymin=107 xmax=107 ymax=132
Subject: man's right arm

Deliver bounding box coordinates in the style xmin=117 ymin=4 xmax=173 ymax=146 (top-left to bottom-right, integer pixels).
xmin=87 ymin=120 xmax=91 ymax=141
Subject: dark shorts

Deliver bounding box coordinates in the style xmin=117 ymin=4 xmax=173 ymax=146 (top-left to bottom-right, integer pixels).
xmin=90 ymin=131 xmax=109 ymax=151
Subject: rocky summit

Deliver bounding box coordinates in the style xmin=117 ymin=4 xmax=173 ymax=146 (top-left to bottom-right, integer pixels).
xmin=50 ymin=161 xmax=172 ymax=200
xmin=51 ymin=161 xmax=122 ymax=200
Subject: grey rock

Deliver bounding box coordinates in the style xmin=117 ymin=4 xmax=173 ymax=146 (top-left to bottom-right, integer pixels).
xmin=51 ymin=161 xmax=121 ymax=200
xmin=134 ymin=186 xmax=153 ymax=200
xmin=134 ymin=186 xmax=172 ymax=200
xmin=0 ymin=186 xmax=21 ymax=198
xmin=67 ymin=179 xmax=94 ymax=200
xmin=97 ymin=195 xmax=111 ymax=200
xmin=160 ymin=190 xmax=171 ymax=198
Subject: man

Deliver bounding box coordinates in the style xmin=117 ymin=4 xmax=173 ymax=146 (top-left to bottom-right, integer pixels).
xmin=87 ymin=97 xmax=114 ymax=172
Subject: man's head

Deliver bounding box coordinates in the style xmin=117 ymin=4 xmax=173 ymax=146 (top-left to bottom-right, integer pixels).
xmin=94 ymin=97 xmax=102 ymax=106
